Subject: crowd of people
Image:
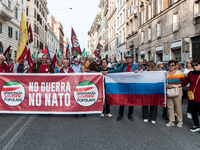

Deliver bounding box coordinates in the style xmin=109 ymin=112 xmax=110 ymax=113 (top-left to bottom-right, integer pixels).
xmin=0 ymin=54 xmax=200 ymax=133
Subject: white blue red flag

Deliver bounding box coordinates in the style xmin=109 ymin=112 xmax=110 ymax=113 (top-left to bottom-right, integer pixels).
xmin=105 ymin=72 xmax=166 ymax=107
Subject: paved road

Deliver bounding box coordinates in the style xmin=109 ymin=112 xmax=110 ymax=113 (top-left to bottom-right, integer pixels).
xmin=0 ymin=99 xmax=199 ymax=150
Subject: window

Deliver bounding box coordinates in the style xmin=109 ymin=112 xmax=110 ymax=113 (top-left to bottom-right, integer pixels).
xmin=173 ymin=13 xmax=179 ymax=31
xmin=134 ymin=0 xmax=138 ymax=12
xmin=141 ymin=31 xmax=144 ymax=43
xmin=26 ymin=7 xmax=29 ymax=16
xmin=141 ymin=10 xmax=144 ymax=24
xmin=148 ymin=28 xmax=151 ymax=41
xmin=123 ymin=10 xmax=125 ymax=23
xmin=157 ymin=22 xmax=161 ymax=37
xmin=127 ymin=7 xmax=129 ymax=18
xmin=0 ymin=22 xmax=2 ymax=34
xmin=195 ymin=1 xmax=200 ymax=15
xmin=21 ymin=0 xmax=23 ymax=4
xmin=8 ymin=0 xmax=11 ymax=9
xmin=148 ymin=4 xmax=152 ymax=20
xmin=135 ymin=18 xmax=138 ymax=31
xmin=131 ymin=21 xmax=133 ymax=32
xmin=8 ymin=26 xmax=13 ymax=38
xmin=34 ymin=0 xmax=36 ymax=5
xmin=16 ymin=31 xmax=18 ymax=40
xmin=127 ymin=24 xmax=129 ymax=35
xmin=157 ymin=0 xmax=162 ymax=13
xmin=34 ymin=9 xmax=36 ymax=18
xmin=15 ymin=7 xmax=18 ymax=19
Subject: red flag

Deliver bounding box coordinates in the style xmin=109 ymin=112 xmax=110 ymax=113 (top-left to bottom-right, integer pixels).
xmin=18 ymin=46 xmax=28 ymax=64
xmin=94 ymin=43 xmax=101 ymax=58
xmin=3 ymin=45 xmax=10 ymax=62
xmin=71 ymin=27 xmax=81 ymax=55
xmin=26 ymin=49 xmax=35 ymax=70
xmin=27 ymin=24 xmax=33 ymax=45
xmin=124 ymin=52 xmax=126 ymax=58
xmin=65 ymin=44 xmax=69 ymax=59
xmin=51 ymin=53 xmax=57 ymax=68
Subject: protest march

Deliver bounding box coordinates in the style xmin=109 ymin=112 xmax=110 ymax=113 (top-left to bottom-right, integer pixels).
xmin=0 ymin=10 xmax=200 ymax=135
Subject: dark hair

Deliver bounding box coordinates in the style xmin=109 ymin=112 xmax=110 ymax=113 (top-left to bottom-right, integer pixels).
xmin=168 ymin=60 xmax=176 ymax=66
xmin=191 ymin=58 xmax=200 ymax=65
xmin=101 ymin=59 xmax=108 ymax=65
xmin=146 ymin=60 xmax=158 ymax=71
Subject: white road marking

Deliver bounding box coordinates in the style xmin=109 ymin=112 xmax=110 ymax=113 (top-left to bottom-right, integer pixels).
xmin=3 ymin=115 xmax=36 ymax=150
xmin=0 ymin=115 xmax=26 ymax=143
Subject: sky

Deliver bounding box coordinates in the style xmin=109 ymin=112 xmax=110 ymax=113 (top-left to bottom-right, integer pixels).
xmin=47 ymin=0 xmax=100 ymax=52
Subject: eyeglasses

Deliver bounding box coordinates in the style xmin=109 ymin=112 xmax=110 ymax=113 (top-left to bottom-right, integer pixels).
xmin=168 ymin=65 xmax=175 ymax=67
xmin=192 ymin=64 xmax=199 ymax=67
xmin=102 ymin=62 xmax=107 ymax=64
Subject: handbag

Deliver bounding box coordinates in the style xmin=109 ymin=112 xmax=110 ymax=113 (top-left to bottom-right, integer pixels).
xmin=166 ymin=72 xmax=179 ymax=98
xmin=187 ymin=75 xmax=200 ymax=100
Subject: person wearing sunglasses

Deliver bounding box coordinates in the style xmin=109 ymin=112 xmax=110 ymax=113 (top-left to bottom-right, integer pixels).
xmin=166 ymin=60 xmax=185 ymax=127
xmin=181 ymin=58 xmax=200 ymax=132
xmin=70 ymin=57 xmax=81 ymax=73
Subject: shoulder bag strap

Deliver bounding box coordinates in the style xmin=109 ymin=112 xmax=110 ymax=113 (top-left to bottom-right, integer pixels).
xmin=193 ymin=75 xmax=200 ymax=94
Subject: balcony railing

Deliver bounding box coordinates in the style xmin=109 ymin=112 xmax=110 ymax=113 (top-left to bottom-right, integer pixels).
xmin=0 ymin=2 xmax=13 ymax=21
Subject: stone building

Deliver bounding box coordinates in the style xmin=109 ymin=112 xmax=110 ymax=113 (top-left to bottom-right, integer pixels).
xmin=0 ymin=0 xmax=26 ymax=59
xmin=126 ymin=0 xmax=200 ymax=63
xmin=26 ymin=0 xmax=49 ymax=56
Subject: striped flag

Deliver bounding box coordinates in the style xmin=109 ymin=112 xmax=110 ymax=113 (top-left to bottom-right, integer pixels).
xmin=105 ymin=72 xmax=166 ymax=107
xmin=71 ymin=27 xmax=81 ymax=55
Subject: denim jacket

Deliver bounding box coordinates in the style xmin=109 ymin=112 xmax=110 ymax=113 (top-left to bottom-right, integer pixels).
xmin=108 ymin=63 xmax=139 ymax=73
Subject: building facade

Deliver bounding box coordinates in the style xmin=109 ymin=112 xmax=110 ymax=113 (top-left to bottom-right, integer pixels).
xmin=26 ymin=0 xmax=49 ymax=56
xmin=47 ymin=24 xmax=59 ymax=58
xmin=116 ymin=0 xmax=127 ymax=62
xmin=63 ymin=35 xmax=69 ymax=58
xmin=47 ymin=14 xmax=64 ymax=52
xmin=126 ymin=0 xmax=200 ymax=63
xmin=0 ymin=0 xmax=26 ymax=59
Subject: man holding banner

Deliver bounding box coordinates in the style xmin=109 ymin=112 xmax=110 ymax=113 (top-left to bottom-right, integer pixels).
xmin=102 ymin=55 xmax=139 ymax=121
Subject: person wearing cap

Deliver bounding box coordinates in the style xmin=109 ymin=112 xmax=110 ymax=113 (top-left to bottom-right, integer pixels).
xmin=102 ymin=55 xmax=139 ymax=121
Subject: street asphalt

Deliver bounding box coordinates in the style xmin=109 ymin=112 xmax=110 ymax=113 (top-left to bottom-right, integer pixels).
xmin=0 ymin=98 xmax=199 ymax=150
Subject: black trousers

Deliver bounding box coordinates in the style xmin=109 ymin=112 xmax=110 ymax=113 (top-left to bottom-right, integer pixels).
xmin=119 ymin=106 xmax=134 ymax=116
xmin=142 ymin=106 xmax=157 ymax=121
xmin=187 ymin=99 xmax=192 ymax=114
xmin=163 ymin=106 xmax=168 ymax=116
xmin=102 ymin=98 xmax=110 ymax=114
xmin=190 ymin=101 xmax=200 ymax=127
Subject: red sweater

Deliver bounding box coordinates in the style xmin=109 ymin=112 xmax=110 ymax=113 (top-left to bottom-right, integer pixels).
xmin=0 ymin=64 xmax=10 ymax=73
xmin=181 ymin=71 xmax=200 ymax=102
xmin=59 ymin=67 xmax=74 ymax=73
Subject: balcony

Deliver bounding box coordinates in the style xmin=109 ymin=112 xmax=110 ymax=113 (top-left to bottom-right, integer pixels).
xmin=0 ymin=2 xmax=12 ymax=21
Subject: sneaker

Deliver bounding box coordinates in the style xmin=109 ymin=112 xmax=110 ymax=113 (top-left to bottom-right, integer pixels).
xmin=151 ymin=120 xmax=156 ymax=124
xmin=143 ymin=119 xmax=148 ymax=123
xmin=190 ymin=126 xmax=200 ymax=132
xmin=166 ymin=121 xmax=175 ymax=127
xmin=105 ymin=113 xmax=113 ymax=118
xmin=187 ymin=113 xmax=192 ymax=119
xmin=177 ymin=121 xmax=183 ymax=127
xmin=100 ymin=113 xmax=104 ymax=118
xmin=116 ymin=115 xmax=123 ymax=121
xmin=128 ymin=115 xmax=134 ymax=121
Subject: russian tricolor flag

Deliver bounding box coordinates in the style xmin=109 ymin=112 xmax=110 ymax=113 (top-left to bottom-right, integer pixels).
xmin=105 ymin=72 xmax=166 ymax=107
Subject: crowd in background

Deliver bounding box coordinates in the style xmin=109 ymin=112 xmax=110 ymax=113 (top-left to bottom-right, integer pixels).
xmin=0 ymin=54 xmax=200 ymax=133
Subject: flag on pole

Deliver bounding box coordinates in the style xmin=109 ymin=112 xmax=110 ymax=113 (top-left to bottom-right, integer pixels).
xmin=23 ymin=62 xmax=29 ymax=73
xmin=51 ymin=53 xmax=57 ymax=68
xmin=3 ymin=45 xmax=10 ymax=62
xmin=57 ymin=49 xmax=62 ymax=59
xmin=46 ymin=45 xmax=51 ymax=60
xmin=38 ymin=48 xmax=48 ymax=58
xmin=26 ymin=49 xmax=35 ymax=70
xmin=81 ymin=48 xmax=86 ymax=58
xmin=65 ymin=44 xmax=69 ymax=58
xmin=36 ymin=49 xmax=40 ymax=58
xmin=94 ymin=43 xmax=101 ymax=58
xmin=16 ymin=10 xmax=28 ymax=64
xmin=71 ymin=27 xmax=81 ymax=55
xmin=26 ymin=24 xmax=33 ymax=45
xmin=31 ymin=54 xmax=36 ymax=60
